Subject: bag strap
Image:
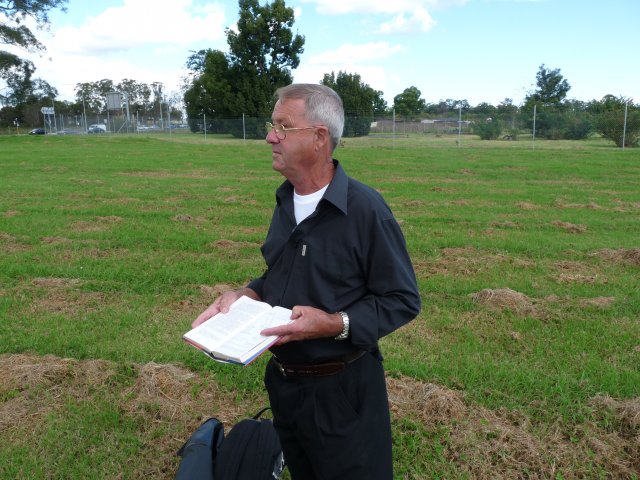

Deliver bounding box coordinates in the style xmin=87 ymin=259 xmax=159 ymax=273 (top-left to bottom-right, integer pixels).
xmin=252 ymin=406 xmax=272 ymax=420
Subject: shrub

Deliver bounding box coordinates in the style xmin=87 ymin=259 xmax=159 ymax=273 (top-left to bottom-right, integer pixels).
xmin=473 ymin=118 xmax=503 ymax=140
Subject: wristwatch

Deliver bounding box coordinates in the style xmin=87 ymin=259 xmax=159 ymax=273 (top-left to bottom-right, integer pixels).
xmin=335 ymin=311 xmax=350 ymax=340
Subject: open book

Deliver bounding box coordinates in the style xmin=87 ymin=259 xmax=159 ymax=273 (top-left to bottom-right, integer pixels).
xmin=183 ymin=295 xmax=293 ymax=365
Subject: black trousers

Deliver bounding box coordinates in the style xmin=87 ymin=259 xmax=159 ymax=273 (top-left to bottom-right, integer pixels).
xmin=264 ymin=352 xmax=393 ymax=480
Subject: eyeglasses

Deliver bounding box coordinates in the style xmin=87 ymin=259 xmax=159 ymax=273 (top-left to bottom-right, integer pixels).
xmin=265 ymin=122 xmax=323 ymax=140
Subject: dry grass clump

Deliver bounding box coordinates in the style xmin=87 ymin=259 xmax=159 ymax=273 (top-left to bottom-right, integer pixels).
xmin=0 ymin=354 xmax=115 ymax=432
xmin=554 ymin=200 xmax=603 ymax=210
xmin=413 ymin=247 xmax=535 ymax=278
xmin=590 ymin=395 xmax=640 ymax=435
xmin=2 ymin=355 xmax=638 ymax=479
xmin=470 ymin=288 xmax=537 ymax=316
xmin=551 ymin=220 xmax=587 ymax=233
xmin=591 ymin=248 xmax=640 ymax=266
xmin=25 ymin=277 xmax=107 ymax=317
xmin=388 ymin=375 xmax=640 ymax=478
xmin=388 ymin=376 xmax=467 ymax=424
xmin=516 ymin=201 xmax=538 ymax=210
xmin=579 ymin=297 xmax=616 ymax=308
xmin=0 ymin=354 xmax=263 ymax=479
xmin=31 ymin=277 xmax=82 ymax=288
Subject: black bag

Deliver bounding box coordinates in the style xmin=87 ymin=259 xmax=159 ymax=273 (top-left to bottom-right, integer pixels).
xmin=175 ymin=417 xmax=225 ymax=480
xmin=175 ymin=408 xmax=284 ymax=480
xmin=214 ymin=407 xmax=284 ymax=480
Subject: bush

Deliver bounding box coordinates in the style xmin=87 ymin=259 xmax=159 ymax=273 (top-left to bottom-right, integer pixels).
xmin=563 ymin=113 xmax=593 ymax=140
xmin=473 ymin=119 xmax=503 ymax=140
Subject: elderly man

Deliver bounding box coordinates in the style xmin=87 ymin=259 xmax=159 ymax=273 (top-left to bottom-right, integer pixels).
xmin=193 ymin=83 xmax=420 ymax=479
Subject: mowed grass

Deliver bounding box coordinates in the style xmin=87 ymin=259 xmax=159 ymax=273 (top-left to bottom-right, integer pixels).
xmin=1 ymin=133 xmax=639 ymax=479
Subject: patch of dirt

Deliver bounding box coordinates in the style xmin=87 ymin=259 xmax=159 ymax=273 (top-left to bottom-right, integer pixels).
xmin=413 ymin=248 xmax=535 ymax=278
xmin=31 ymin=277 xmax=82 ymax=288
xmin=209 ymin=239 xmax=261 ymax=250
xmin=198 ymin=283 xmax=236 ymax=300
xmin=551 ymin=221 xmax=587 ymax=233
xmin=554 ymin=200 xmax=603 ymax=210
xmin=24 ymin=277 xmax=112 ymax=317
xmin=552 ymin=260 xmax=606 ymax=285
xmin=41 ymin=236 xmax=73 ymax=244
xmin=516 ymin=202 xmax=539 ymax=210
xmin=556 ymin=273 xmax=603 ymax=284
xmin=0 ymin=232 xmax=32 ymax=253
xmin=470 ymin=288 xmax=537 ymax=316
xmin=2 ymin=210 xmax=19 ymax=218
xmin=490 ymin=221 xmax=519 ymax=229
xmin=579 ymin=297 xmax=616 ymax=308
xmin=590 ymin=248 xmax=640 ymax=266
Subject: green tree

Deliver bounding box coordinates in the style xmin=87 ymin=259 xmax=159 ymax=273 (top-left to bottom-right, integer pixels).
xmin=1 ymin=1 xmax=67 ymax=85
xmin=372 ymin=90 xmax=388 ymax=116
xmin=589 ymin=95 xmax=639 ymax=147
xmin=521 ymin=64 xmax=572 ymax=139
xmin=321 ymin=71 xmax=376 ymax=137
xmin=393 ymin=87 xmax=426 ymax=119
xmin=74 ymin=79 xmax=114 ymax=114
xmin=183 ymin=0 xmax=304 ymax=137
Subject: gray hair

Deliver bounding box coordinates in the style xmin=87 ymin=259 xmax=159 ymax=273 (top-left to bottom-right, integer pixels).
xmin=274 ymin=83 xmax=344 ymax=152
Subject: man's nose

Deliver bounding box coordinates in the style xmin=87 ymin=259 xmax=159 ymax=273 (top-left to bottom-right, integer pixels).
xmin=266 ymin=128 xmax=280 ymax=144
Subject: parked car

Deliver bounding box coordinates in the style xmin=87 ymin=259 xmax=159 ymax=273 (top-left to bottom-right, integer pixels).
xmin=29 ymin=128 xmax=45 ymax=135
xmin=87 ymin=126 xmax=105 ymax=134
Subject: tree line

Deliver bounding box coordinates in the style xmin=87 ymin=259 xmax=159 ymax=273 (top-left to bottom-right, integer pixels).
xmin=1 ymin=0 xmax=638 ymax=146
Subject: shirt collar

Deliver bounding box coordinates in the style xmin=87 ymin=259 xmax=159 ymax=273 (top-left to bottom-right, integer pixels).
xmin=276 ymin=160 xmax=348 ymax=215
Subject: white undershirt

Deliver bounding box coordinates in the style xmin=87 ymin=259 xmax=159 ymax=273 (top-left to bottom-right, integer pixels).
xmin=293 ymin=185 xmax=329 ymax=224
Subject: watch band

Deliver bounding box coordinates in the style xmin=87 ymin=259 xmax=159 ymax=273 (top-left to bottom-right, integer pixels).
xmin=335 ymin=311 xmax=350 ymax=340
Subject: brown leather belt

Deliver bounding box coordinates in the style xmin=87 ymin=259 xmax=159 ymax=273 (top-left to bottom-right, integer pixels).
xmin=272 ymin=350 xmax=366 ymax=378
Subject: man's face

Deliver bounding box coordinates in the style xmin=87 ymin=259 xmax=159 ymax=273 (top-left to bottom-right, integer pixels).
xmin=267 ymin=98 xmax=317 ymax=178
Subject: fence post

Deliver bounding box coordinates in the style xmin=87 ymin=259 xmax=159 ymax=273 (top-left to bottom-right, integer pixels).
xmin=622 ymin=101 xmax=628 ymax=150
xmin=532 ymin=104 xmax=537 ymax=150
xmin=204 ymin=113 xmax=207 ymax=140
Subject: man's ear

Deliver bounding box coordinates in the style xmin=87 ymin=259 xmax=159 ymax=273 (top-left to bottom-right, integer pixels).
xmin=314 ymin=126 xmax=330 ymax=151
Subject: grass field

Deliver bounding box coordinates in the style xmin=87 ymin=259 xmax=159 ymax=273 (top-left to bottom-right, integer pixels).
xmin=1 ymin=133 xmax=639 ymax=479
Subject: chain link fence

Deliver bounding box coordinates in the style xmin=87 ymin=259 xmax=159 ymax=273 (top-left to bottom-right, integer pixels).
xmin=7 ymin=104 xmax=638 ymax=149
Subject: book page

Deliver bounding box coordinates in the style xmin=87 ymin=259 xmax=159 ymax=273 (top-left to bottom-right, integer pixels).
xmin=183 ymin=296 xmax=295 ymax=363
xmin=215 ymin=305 xmax=293 ymax=361
xmin=231 ymin=307 xmax=294 ymax=364
xmin=183 ymin=296 xmax=271 ymax=351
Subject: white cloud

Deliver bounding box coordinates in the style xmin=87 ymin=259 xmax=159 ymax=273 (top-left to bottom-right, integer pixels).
xmin=294 ymin=42 xmax=406 ymax=101
xmin=7 ymin=0 xmax=231 ymax=100
xmin=307 ymin=42 xmax=405 ymax=64
xmin=378 ymin=7 xmax=436 ymax=33
xmin=300 ymin=0 xmax=464 ymax=33
xmin=50 ymin=0 xmax=227 ymax=55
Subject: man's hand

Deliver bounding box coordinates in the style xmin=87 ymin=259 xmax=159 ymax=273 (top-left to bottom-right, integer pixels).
xmin=191 ymin=288 xmax=259 ymax=328
xmin=261 ymin=306 xmax=343 ymax=345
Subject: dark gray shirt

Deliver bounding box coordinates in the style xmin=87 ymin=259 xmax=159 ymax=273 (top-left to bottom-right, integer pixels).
xmin=248 ymin=160 xmax=421 ymax=363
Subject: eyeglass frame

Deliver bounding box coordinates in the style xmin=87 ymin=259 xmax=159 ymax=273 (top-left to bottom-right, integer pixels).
xmin=265 ymin=122 xmax=324 ymax=140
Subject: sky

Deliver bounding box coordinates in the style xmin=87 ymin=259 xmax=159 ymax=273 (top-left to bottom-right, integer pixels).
xmin=3 ymin=0 xmax=639 ymax=108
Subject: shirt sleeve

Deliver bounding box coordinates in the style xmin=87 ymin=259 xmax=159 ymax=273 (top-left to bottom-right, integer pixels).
xmin=346 ymin=214 xmax=421 ymax=352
